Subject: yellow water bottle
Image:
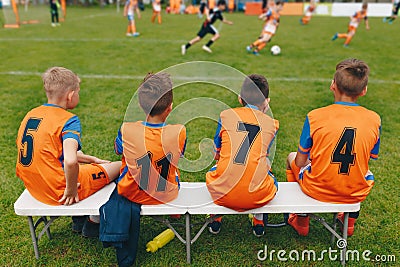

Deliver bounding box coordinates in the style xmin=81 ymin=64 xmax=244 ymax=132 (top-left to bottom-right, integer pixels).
xmin=146 ymin=228 xmax=175 ymax=253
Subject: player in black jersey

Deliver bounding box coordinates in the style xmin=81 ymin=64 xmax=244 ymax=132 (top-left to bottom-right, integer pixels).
xmin=181 ymin=0 xmax=233 ymax=54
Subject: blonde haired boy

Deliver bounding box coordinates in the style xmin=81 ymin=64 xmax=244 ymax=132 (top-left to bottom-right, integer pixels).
xmin=16 ymin=67 xmax=121 ymax=237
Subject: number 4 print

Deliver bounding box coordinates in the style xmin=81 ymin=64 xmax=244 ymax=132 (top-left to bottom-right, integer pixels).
xmin=331 ymin=127 xmax=356 ymax=175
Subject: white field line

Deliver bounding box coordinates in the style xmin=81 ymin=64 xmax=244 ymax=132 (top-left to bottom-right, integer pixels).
xmin=0 ymin=37 xmax=186 ymax=43
xmin=0 ymin=71 xmax=399 ymax=85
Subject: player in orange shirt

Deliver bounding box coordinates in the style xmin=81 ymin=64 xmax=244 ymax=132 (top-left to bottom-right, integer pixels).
xmin=300 ymin=0 xmax=316 ymax=25
xmin=246 ymin=1 xmax=284 ymax=55
xmin=206 ymin=74 xmax=279 ymax=237
xmin=286 ymin=58 xmax=381 ymax=237
xmin=16 ymin=67 xmax=121 ymax=237
xmin=124 ymin=0 xmax=140 ymax=37
xmin=100 ymin=72 xmax=186 ymax=266
xmin=151 ymin=0 xmax=162 ymax=24
xmin=332 ymin=3 xmax=369 ymax=47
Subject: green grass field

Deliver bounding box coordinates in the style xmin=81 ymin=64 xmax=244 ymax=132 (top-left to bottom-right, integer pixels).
xmin=1 ymin=5 xmax=399 ymax=266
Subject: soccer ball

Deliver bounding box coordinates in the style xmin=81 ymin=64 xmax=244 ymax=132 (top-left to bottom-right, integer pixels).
xmin=270 ymin=45 xmax=281 ymax=55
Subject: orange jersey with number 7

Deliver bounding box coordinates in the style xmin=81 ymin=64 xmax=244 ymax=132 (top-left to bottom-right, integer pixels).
xmin=206 ymin=106 xmax=279 ymax=211
xmin=297 ymin=102 xmax=381 ymax=203
xmin=115 ymin=121 xmax=186 ymax=205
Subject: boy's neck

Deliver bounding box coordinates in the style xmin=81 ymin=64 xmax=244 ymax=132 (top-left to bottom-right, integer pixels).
xmin=146 ymin=114 xmax=166 ymax=124
xmin=47 ymin=100 xmax=67 ymax=109
xmin=334 ymin=94 xmax=358 ymax=103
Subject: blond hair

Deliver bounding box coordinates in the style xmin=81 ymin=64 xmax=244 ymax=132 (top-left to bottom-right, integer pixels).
xmin=42 ymin=67 xmax=80 ymax=100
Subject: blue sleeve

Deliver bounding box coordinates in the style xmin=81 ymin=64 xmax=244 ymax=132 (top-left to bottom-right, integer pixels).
xmin=298 ymin=116 xmax=312 ymax=154
xmin=62 ymin=115 xmax=82 ymax=150
xmin=213 ymin=118 xmax=222 ymax=151
xmin=115 ymin=127 xmax=123 ymax=155
xmin=370 ymin=125 xmax=381 ymax=160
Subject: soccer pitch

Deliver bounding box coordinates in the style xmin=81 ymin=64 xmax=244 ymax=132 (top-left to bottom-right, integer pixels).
xmin=0 ymin=5 xmax=399 ymax=266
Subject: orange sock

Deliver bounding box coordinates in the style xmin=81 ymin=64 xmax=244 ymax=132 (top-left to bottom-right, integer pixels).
xmin=286 ymin=169 xmax=296 ymax=182
xmin=252 ymin=40 xmax=261 ymax=47
xmin=337 ymin=33 xmax=347 ymax=39
xmin=344 ymin=36 xmax=352 ymax=45
xmin=126 ymin=25 xmax=131 ymax=34
xmin=257 ymin=42 xmax=266 ymax=51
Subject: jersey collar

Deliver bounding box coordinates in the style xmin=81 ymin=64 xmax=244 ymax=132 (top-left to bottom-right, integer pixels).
xmin=334 ymin=101 xmax=359 ymax=107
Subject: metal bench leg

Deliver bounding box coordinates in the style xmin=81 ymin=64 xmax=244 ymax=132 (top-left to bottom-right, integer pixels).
xmin=27 ymin=216 xmax=40 ymax=259
xmin=331 ymin=213 xmax=338 ymax=246
xmin=185 ymin=212 xmax=191 ymax=264
xmin=341 ymin=212 xmax=349 ymax=266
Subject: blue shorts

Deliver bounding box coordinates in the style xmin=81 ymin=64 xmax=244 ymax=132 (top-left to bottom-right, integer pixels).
xmin=127 ymin=14 xmax=135 ymax=21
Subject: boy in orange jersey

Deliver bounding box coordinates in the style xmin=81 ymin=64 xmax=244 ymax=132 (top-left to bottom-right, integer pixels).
xmin=151 ymin=0 xmax=162 ymax=24
xmin=246 ymin=1 xmax=284 ymax=55
xmin=99 ymin=72 xmax=186 ymax=266
xmin=124 ymin=0 xmax=140 ymax=37
xmin=300 ymin=0 xmax=316 ymax=25
xmin=332 ymin=3 xmax=369 ymax=47
xmin=286 ymin=58 xmax=381 ymax=237
xmin=206 ymin=74 xmax=279 ymax=237
xmin=16 ymin=67 xmax=122 ymax=237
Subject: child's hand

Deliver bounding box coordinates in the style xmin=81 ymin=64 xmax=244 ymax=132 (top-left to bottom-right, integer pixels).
xmin=59 ymin=183 xmax=80 ymax=205
xmin=93 ymin=157 xmax=112 ymax=164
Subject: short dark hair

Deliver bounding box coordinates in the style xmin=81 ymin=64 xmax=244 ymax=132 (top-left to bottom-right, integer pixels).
xmin=138 ymin=72 xmax=173 ymax=116
xmin=334 ymin=58 xmax=369 ymax=97
xmin=240 ymin=74 xmax=269 ymax=106
xmin=217 ymin=0 xmax=226 ymax=6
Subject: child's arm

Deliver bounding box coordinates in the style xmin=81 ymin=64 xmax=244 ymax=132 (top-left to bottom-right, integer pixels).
xmin=223 ymin=18 xmax=233 ymax=25
xmin=364 ymin=17 xmax=370 ymax=30
xmin=77 ymin=150 xmax=111 ymax=164
xmin=294 ymin=152 xmax=309 ymax=168
xmin=59 ymin=138 xmax=80 ymax=205
xmin=123 ymin=3 xmax=128 ymax=16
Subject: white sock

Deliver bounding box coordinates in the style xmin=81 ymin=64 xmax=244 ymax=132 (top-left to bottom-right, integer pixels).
xmin=89 ymin=215 xmax=100 ymax=223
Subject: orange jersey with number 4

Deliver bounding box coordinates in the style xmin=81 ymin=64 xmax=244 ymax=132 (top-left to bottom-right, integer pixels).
xmin=116 ymin=122 xmax=186 ymax=205
xmin=206 ymin=107 xmax=279 ymax=211
xmin=297 ymin=102 xmax=381 ymax=203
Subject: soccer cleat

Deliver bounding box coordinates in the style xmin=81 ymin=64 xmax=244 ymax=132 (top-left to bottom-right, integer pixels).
xmin=382 ymin=17 xmax=387 ymax=23
xmin=331 ymin=33 xmax=338 ymax=41
xmin=288 ymin=214 xmax=309 ymax=236
xmin=51 ymin=23 xmax=56 ymax=27
xmin=208 ymin=220 xmax=221 ymax=234
xmin=337 ymin=213 xmax=356 ymax=237
xmin=82 ymin=218 xmax=100 ymax=238
xmin=343 ymin=44 xmax=349 ymax=48
xmin=181 ymin=44 xmax=186 ymax=55
xmin=71 ymin=216 xmax=87 ymax=233
xmin=252 ymin=50 xmax=260 ymax=56
xmin=126 ymin=33 xmax=133 ymax=37
xmin=132 ymin=32 xmax=140 ymax=37
xmin=202 ymin=45 xmax=212 ymax=53
xmin=249 ymin=214 xmax=265 ymax=237
xmin=246 ymin=45 xmax=252 ymax=52
xmin=299 ymin=18 xmax=304 ymax=25
xmin=388 ymin=20 xmax=393 ymax=25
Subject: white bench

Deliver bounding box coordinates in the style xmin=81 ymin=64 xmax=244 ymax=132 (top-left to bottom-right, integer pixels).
xmin=14 ymin=182 xmax=360 ymax=266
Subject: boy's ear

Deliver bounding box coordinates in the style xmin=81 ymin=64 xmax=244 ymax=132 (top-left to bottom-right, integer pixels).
xmin=238 ymin=95 xmax=244 ymax=106
xmin=329 ymin=80 xmax=336 ymax=92
xmin=67 ymin=90 xmax=75 ymax=102
xmin=359 ymin=86 xmax=367 ymax=97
